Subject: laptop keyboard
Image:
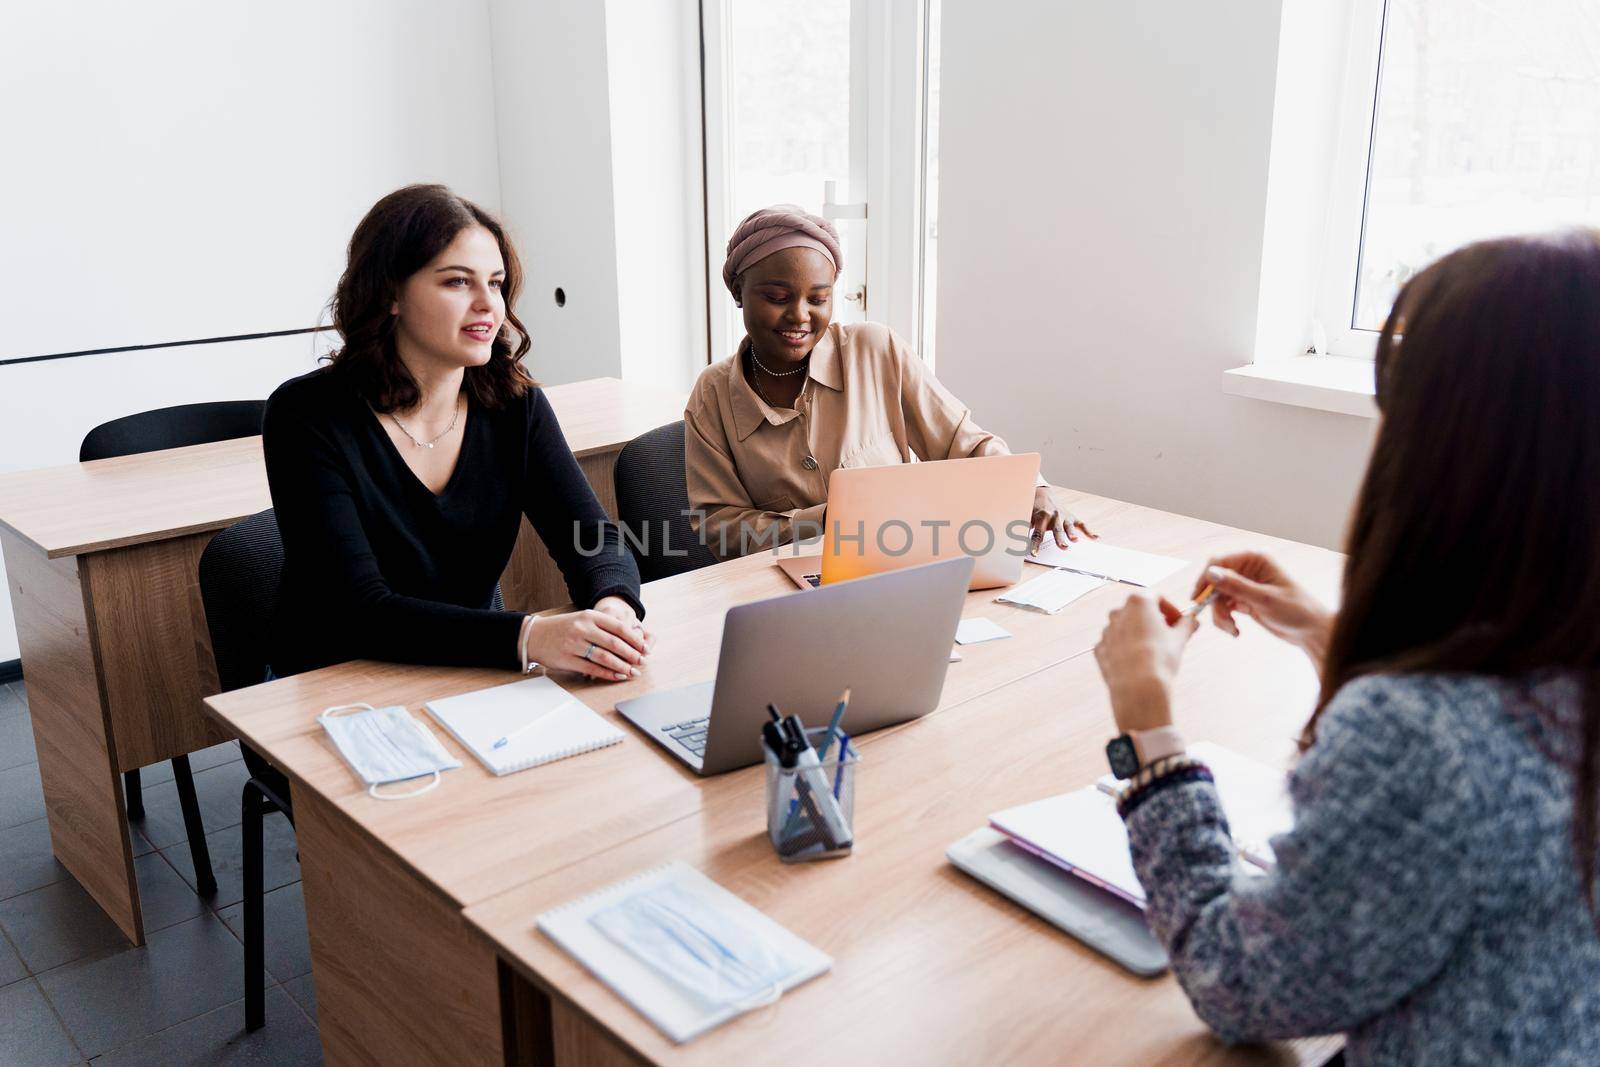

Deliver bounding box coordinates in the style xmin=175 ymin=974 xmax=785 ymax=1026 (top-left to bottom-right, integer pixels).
xmin=661 ymin=715 xmax=711 ymax=756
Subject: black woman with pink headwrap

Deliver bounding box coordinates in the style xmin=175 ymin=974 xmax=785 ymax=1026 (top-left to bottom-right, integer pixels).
xmin=683 ymin=203 xmax=1093 ymax=560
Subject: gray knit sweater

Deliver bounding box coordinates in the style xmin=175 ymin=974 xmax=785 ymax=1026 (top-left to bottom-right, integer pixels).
xmin=1123 ymin=672 xmax=1600 ymax=1066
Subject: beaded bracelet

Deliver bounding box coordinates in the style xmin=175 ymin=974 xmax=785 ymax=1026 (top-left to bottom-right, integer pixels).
xmin=1116 ymin=756 xmax=1213 ymax=819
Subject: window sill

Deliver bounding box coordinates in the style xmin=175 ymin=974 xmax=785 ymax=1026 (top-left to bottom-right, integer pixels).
xmin=1221 ymin=357 xmax=1376 ymax=418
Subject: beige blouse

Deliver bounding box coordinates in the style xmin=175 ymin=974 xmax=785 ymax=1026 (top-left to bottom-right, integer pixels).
xmin=684 ymin=321 xmax=1028 ymax=560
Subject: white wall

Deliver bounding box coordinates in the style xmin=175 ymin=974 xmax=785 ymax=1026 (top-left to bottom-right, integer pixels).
xmin=488 ymin=0 xmax=705 ymax=392
xmin=934 ymin=0 xmax=1377 ymax=551
xmin=0 ymin=1 xmax=501 ymax=360
xmin=0 ymin=1 xmax=504 ymax=662
xmin=488 ymin=0 xmax=624 ymax=386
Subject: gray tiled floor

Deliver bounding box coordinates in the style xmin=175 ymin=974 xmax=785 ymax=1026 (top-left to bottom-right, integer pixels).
xmin=0 ymin=684 xmax=320 ymax=1065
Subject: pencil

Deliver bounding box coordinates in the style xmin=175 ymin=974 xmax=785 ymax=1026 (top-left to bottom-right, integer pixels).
xmin=1179 ymin=583 xmax=1218 ymax=619
xmin=816 ymin=688 xmax=851 ymax=760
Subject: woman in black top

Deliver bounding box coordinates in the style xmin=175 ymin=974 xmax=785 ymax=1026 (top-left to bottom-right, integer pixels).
xmin=264 ymin=184 xmax=651 ymax=681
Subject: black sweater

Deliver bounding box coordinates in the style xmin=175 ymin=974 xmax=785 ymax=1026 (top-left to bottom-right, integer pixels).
xmin=262 ymin=367 xmax=642 ymax=676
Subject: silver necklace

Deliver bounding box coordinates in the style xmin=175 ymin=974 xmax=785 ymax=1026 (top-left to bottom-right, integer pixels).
xmin=388 ymin=398 xmax=461 ymax=449
xmin=748 ymin=348 xmax=809 ymax=409
xmin=745 ymin=364 xmax=806 ymax=412
xmin=750 ymin=345 xmax=808 ymax=377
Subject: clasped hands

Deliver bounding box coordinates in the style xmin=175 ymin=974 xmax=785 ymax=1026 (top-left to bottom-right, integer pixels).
xmin=524 ymin=595 xmax=655 ymax=683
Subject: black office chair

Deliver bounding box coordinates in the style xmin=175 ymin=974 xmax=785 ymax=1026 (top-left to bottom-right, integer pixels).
xmin=197 ymin=508 xmax=288 ymax=1032
xmin=79 ymin=400 xmax=265 ymax=896
xmin=199 ymin=509 xmax=508 ymax=1031
xmin=79 ymin=399 xmax=266 ymax=462
xmin=612 ymin=421 xmax=719 ymax=583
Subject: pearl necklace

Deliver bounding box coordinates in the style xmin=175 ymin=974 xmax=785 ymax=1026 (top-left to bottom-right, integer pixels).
xmin=750 ymin=345 xmax=808 ymax=377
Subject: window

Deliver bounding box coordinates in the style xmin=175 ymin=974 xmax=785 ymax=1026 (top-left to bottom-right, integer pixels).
xmin=700 ymin=0 xmax=939 ymax=364
xmin=1322 ymin=0 xmax=1600 ymax=356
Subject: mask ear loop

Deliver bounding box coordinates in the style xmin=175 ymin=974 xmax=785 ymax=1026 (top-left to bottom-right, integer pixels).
xmin=319 ymin=704 xmax=443 ymax=801
xmin=368 ymin=772 xmax=442 ymax=801
xmin=318 ymin=702 xmax=377 ymax=720
xmin=706 ymin=942 xmax=782 ymax=1014
xmin=732 ymin=981 xmax=784 ymax=1012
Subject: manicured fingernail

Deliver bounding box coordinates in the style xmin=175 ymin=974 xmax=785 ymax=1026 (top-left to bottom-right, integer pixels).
xmin=1206 ymin=565 xmax=1224 ymax=581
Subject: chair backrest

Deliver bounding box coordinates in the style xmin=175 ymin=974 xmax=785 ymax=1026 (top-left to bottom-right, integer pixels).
xmin=80 ymin=400 xmax=266 ymax=462
xmin=612 ymin=421 xmax=719 ymax=583
xmin=197 ymin=509 xmax=285 ymax=693
xmin=197 ymin=508 xmax=505 ymax=693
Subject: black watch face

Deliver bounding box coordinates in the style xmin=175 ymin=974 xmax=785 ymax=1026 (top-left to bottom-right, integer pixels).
xmin=1106 ymin=736 xmax=1140 ymax=779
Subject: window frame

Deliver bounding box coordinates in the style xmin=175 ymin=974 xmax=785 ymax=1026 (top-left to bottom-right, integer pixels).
xmin=1313 ymin=0 xmax=1389 ymax=361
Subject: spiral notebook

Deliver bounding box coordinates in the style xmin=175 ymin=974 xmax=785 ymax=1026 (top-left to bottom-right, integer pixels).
xmin=423 ymin=676 xmax=624 ymax=775
xmin=537 ymin=862 xmax=832 ymax=1044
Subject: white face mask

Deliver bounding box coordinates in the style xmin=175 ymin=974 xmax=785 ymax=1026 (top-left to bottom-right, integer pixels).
xmin=318 ymin=703 xmax=461 ymax=800
xmin=589 ymin=881 xmax=803 ymax=1010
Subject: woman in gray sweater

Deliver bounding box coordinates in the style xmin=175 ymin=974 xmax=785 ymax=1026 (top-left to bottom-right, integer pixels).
xmin=1093 ymin=231 xmax=1600 ymax=1066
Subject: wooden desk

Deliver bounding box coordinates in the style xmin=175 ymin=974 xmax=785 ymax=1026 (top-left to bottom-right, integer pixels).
xmin=471 ymin=640 xmax=1343 ymax=1067
xmin=201 ymin=490 xmax=1345 ymax=1065
xmin=0 ymin=377 xmax=687 ymax=944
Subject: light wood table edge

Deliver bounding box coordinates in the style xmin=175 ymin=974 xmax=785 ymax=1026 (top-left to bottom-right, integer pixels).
xmin=39 ymin=513 xmax=260 ymax=561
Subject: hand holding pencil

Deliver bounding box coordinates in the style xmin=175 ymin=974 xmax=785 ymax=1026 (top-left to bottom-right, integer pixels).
xmin=1192 ymin=551 xmax=1336 ymax=673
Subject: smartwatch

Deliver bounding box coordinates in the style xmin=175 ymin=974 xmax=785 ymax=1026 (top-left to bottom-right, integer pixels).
xmin=1105 ymin=726 xmax=1187 ymax=780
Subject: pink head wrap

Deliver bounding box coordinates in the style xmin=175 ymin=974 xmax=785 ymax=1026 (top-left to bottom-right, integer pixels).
xmin=722 ymin=205 xmax=843 ymax=296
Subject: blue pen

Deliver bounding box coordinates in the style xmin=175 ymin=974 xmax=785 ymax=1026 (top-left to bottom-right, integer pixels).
xmin=491 ymin=705 xmax=559 ymax=750
xmin=785 ymin=689 xmax=850 ymax=827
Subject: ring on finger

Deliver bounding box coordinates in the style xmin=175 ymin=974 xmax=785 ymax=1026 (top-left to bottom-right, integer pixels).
xmin=582 ymin=642 xmax=597 ymax=662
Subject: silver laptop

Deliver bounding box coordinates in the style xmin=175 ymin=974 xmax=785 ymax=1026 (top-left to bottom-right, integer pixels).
xmin=617 ymin=556 xmax=974 ymax=775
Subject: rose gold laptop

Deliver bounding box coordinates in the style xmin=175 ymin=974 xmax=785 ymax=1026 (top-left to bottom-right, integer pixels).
xmin=773 ymin=452 xmax=1040 ymax=591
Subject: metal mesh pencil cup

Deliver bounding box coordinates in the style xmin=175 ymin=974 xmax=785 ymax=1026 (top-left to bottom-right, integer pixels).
xmin=764 ymin=727 xmax=858 ymax=862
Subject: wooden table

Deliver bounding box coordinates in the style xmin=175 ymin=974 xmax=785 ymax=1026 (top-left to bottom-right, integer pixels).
xmin=0 ymin=377 xmax=687 ymax=944
xmin=202 ymin=490 xmax=1347 ymax=1065
xmin=469 ymin=594 xmax=1344 ymax=1066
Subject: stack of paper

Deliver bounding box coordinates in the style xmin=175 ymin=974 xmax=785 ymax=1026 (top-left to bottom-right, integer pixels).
xmin=995 ymin=568 xmax=1105 ymax=613
xmin=1094 ymin=741 xmax=1293 ymax=868
xmin=991 ymin=787 xmax=1147 ymax=905
xmin=989 ymin=742 xmax=1294 ymax=908
xmin=1025 ymin=539 xmax=1187 ymax=588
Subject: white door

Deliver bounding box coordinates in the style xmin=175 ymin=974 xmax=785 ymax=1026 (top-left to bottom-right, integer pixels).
xmin=701 ymin=0 xmax=937 ymax=364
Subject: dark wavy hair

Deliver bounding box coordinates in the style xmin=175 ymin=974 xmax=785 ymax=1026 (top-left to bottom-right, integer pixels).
xmin=1309 ymin=230 xmax=1600 ymax=925
xmin=327 ymin=184 xmax=534 ymax=412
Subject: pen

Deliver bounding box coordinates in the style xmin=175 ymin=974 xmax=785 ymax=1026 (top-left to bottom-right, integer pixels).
xmin=1179 ymin=583 xmax=1218 ymax=620
xmin=815 ymin=688 xmax=850 ymax=761
xmin=832 ymin=734 xmax=849 ymax=799
xmin=491 ymin=706 xmax=557 ymax=750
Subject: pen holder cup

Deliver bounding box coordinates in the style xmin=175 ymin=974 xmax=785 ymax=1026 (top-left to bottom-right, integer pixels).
xmin=764 ymin=728 xmax=859 ymax=863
